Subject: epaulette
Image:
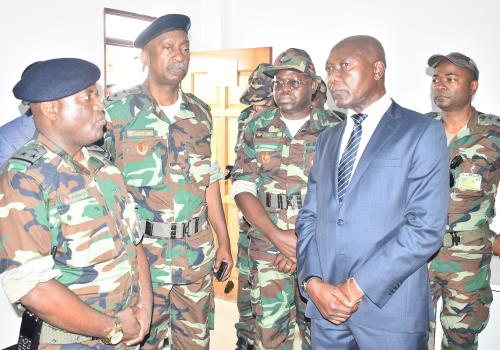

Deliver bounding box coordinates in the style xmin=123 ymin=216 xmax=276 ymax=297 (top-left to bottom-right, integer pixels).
xmin=9 ymin=143 xmax=47 ymax=168
xmin=86 ymin=144 xmax=111 ymax=161
xmin=185 ymin=93 xmax=211 ymax=112
xmin=106 ymin=86 xmax=142 ymax=103
xmin=478 ymin=113 xmax=500 ymax=127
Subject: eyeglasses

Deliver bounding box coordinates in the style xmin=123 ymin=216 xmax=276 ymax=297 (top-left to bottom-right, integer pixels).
xmin=272 ymin=78 xmax=311 ymax=90
xmin=449 ymin=155 xmax=463 ymax=188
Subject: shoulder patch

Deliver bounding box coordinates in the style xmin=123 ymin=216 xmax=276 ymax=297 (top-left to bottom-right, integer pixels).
xmin=478 ymin=113 xmax=500 ymax=127
xmin=106 ymin=86 xmax=142 ymax=103
xmin=10 ymin=144 xmax=47 ymax=167
xmin=185 ymin=93 xmax=211 ymax=112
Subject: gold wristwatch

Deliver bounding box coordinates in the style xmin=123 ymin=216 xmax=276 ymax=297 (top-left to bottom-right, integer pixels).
xmin=103 ymin=318 xmax=123 ymax=345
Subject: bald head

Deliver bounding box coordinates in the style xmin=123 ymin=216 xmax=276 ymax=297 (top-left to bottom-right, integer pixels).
xmin=325 ymin=35 xmax=386 ymax=112
xmin=332 ymin=35 xmax=386 ymax=68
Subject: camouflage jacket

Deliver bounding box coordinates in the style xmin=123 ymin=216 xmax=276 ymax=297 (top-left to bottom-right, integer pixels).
xmin=0 ymin=134 xmax=141 ymax=314
xmin=429 ymin=109 xmax=500 ymax=231
xmin=104 ymin=85 xmax=215 ymax=283
xmin=232 ymin=107 xmax=341 ymax=252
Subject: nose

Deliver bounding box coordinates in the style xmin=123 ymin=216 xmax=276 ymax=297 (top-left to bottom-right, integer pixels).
xmin=327 ymin=69 xmax=340 ymax=89
xmin=433 ymin=78 xmax=446 ymax=91
xmin=94 ymin=98 xmax=104 ymax=111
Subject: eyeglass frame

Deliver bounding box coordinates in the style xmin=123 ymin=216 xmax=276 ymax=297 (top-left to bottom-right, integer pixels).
xmin=272 ymin=77 xmax=313 ymax=90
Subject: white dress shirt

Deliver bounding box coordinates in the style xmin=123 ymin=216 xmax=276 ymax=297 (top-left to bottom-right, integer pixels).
xmin=338 ymin=94 xmax=392 ymax=182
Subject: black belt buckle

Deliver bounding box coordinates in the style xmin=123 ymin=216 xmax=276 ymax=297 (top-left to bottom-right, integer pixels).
xmin=449 ymin=231 xmax=461 ymax=246
xmin=145 ymin=221 xmax=153 ymax=236
xmin=170 ymin=223 xmax=177 ymax=239
xmin=182 ymin=222 xmax=189 ymax=237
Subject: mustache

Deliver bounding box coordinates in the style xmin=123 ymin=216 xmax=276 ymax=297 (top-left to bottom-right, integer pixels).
xmin=166 ymin=62 xmax=188 ymax=72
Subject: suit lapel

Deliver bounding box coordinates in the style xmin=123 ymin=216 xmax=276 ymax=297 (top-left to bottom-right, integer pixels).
xmin=345 ymin=102 xmax=402 ymax=196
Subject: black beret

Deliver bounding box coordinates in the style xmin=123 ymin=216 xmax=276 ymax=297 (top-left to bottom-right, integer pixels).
xmin=134 ymin=14 xmax=191 ymax=49
xmin=13 ymin=58 xmax=100 ymax=103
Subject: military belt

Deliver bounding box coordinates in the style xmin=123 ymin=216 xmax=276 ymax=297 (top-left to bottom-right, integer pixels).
xmin=259 ymin=192 xmax=303 ymax=210
xmin=40 ymin=323 xmax=97 ymax=344
xmin=443 ymin=225 xmax=489 ymax=248
xmin=143 ymin=207 xmax=208 ymax=239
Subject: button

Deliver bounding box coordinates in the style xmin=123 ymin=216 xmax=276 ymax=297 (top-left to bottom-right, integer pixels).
xmin=337 ymin=219 xmax=344 ymax=225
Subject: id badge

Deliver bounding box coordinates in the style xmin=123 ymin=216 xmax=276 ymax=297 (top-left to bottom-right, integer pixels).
xmin=456 ymin=173 xmax=482 ymax=191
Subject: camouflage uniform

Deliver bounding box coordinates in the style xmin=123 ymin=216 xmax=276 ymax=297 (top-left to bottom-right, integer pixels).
xmin=428 ymin=110 xmax=500 ymax=350
xmin=0 ymin=134 xmax=141 ymax=349
xmin=234 ymin=63 xmax=274 ymax=349
xmin=232 ymin=107 xmax=341 ymax=349
xmin=104 ymin=84 xmax=220 ymax=350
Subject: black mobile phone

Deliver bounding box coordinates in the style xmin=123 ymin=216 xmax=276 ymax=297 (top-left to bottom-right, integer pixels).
xmin=215 ymin=261 xmax=228 ymax=281
xmin=18 ymin=310 xmax=42 ymax=350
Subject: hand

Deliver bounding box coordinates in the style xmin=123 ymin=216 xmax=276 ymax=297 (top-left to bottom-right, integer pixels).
xmin=115 ymin=307 xmax=141 ymax=343
xmin=214 ymin=244 xmax=233 ymax=281
xmin=338 ymin=278 xmax=364 ymax=306
xmin=493 ymin=235 xmax=500 ymax=256
xmin=273 ymin=229 xmax=297 ymax=264
xmin=123 ymin=303 xmax=152 ymax=346
xmin=274 ymin=254 xmax=296 ymax=274
xmin=306 ymin=279 xmax=358 ymax=325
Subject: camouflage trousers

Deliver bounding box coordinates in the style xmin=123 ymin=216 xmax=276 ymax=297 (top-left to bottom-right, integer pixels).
xmin=249 ymin=249 xmax=311 ymax=350
xmin=235 ymin=227 xmax=256 ymax=346
xmin=429 ymin=229 xmax=493 ymax=350
xmin=141 ymin=273 xmax=214 ymax=350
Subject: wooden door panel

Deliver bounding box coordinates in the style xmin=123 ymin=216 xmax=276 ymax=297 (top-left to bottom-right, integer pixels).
xmin=183 ymin=47 xmax=272 ymax=301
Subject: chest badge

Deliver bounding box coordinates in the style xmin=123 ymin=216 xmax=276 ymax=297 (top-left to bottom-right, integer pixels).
xmin=136 ymin=141 xmax=149 ymax=155
xmin=262 ymin=152 xmax=271 ymax=164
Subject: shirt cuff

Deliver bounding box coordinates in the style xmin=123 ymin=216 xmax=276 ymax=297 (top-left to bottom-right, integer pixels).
xmin=210 ymin=161 xmax=224 ymax=184
xmin=2 ymin=255 xmax=62 ymax=303
xmin=232 ymin=180 xmax=257 ymax=197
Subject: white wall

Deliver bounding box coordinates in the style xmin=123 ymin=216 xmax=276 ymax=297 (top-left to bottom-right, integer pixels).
xmin=224 ymin=0 xmax=500 ymax=114
xmin=0 ymin=0 xmax=499 ymax=347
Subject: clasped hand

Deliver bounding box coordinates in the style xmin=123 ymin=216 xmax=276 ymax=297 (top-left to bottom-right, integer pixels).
xmin=307 ymin=279 xmax=362 ymax=325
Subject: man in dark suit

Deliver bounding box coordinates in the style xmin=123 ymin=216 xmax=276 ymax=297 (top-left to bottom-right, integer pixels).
xmin=296 ymin=35 xmax=450 ymax=349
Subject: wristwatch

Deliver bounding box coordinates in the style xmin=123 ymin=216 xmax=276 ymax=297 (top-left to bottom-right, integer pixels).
xmin=302 ymin=276 xmax=321 ymax=292
xmin=103 ymin=318 xmax=123 ymax=345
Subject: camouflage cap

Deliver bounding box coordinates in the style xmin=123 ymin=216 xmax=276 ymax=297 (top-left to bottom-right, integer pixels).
xmin=240 ymin=63 xmax=274 ymax=105
xmin=263 ymin=48 xmax=317 ymax=79
xmin=428 ymin=52 xmax=479 ymax=80
xmin=316 ymin=77 xmax=327 ymax=95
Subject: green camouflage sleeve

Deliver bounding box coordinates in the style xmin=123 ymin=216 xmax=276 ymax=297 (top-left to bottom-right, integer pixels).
xmin=0 ymin=171 xmax=53 ymax=272
xmin=232 ymin=122 xmax=259 ymax=184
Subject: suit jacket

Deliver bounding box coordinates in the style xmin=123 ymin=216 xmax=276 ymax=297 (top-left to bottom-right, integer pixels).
xmin=296 ymin=101 xmax=449 ymax=333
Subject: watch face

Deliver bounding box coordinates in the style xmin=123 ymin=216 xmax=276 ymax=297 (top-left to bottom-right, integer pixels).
xmin=110 ymin=331 xmax=123 ymax=345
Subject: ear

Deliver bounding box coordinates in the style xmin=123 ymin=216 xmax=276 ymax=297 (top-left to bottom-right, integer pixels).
xmin=39 ymin=101 xmax=58 ymax=121
xmin=470 ymin=79 xmax=478 ymax=96
xmin=373 ymin=60 xmax=386 ymax=81
xmin=140 ymin=50 xmax=150 ymax=72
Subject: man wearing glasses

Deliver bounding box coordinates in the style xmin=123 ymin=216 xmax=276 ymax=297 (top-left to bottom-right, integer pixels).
xmin=232 ymin=48 xmax=343 ymax=349
xmin=427 ymin=52 xmax=500 ymax=350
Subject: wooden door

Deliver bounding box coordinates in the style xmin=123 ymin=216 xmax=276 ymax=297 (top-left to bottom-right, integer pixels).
xmin=181 ymin=47 xmax=272 ymax=300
